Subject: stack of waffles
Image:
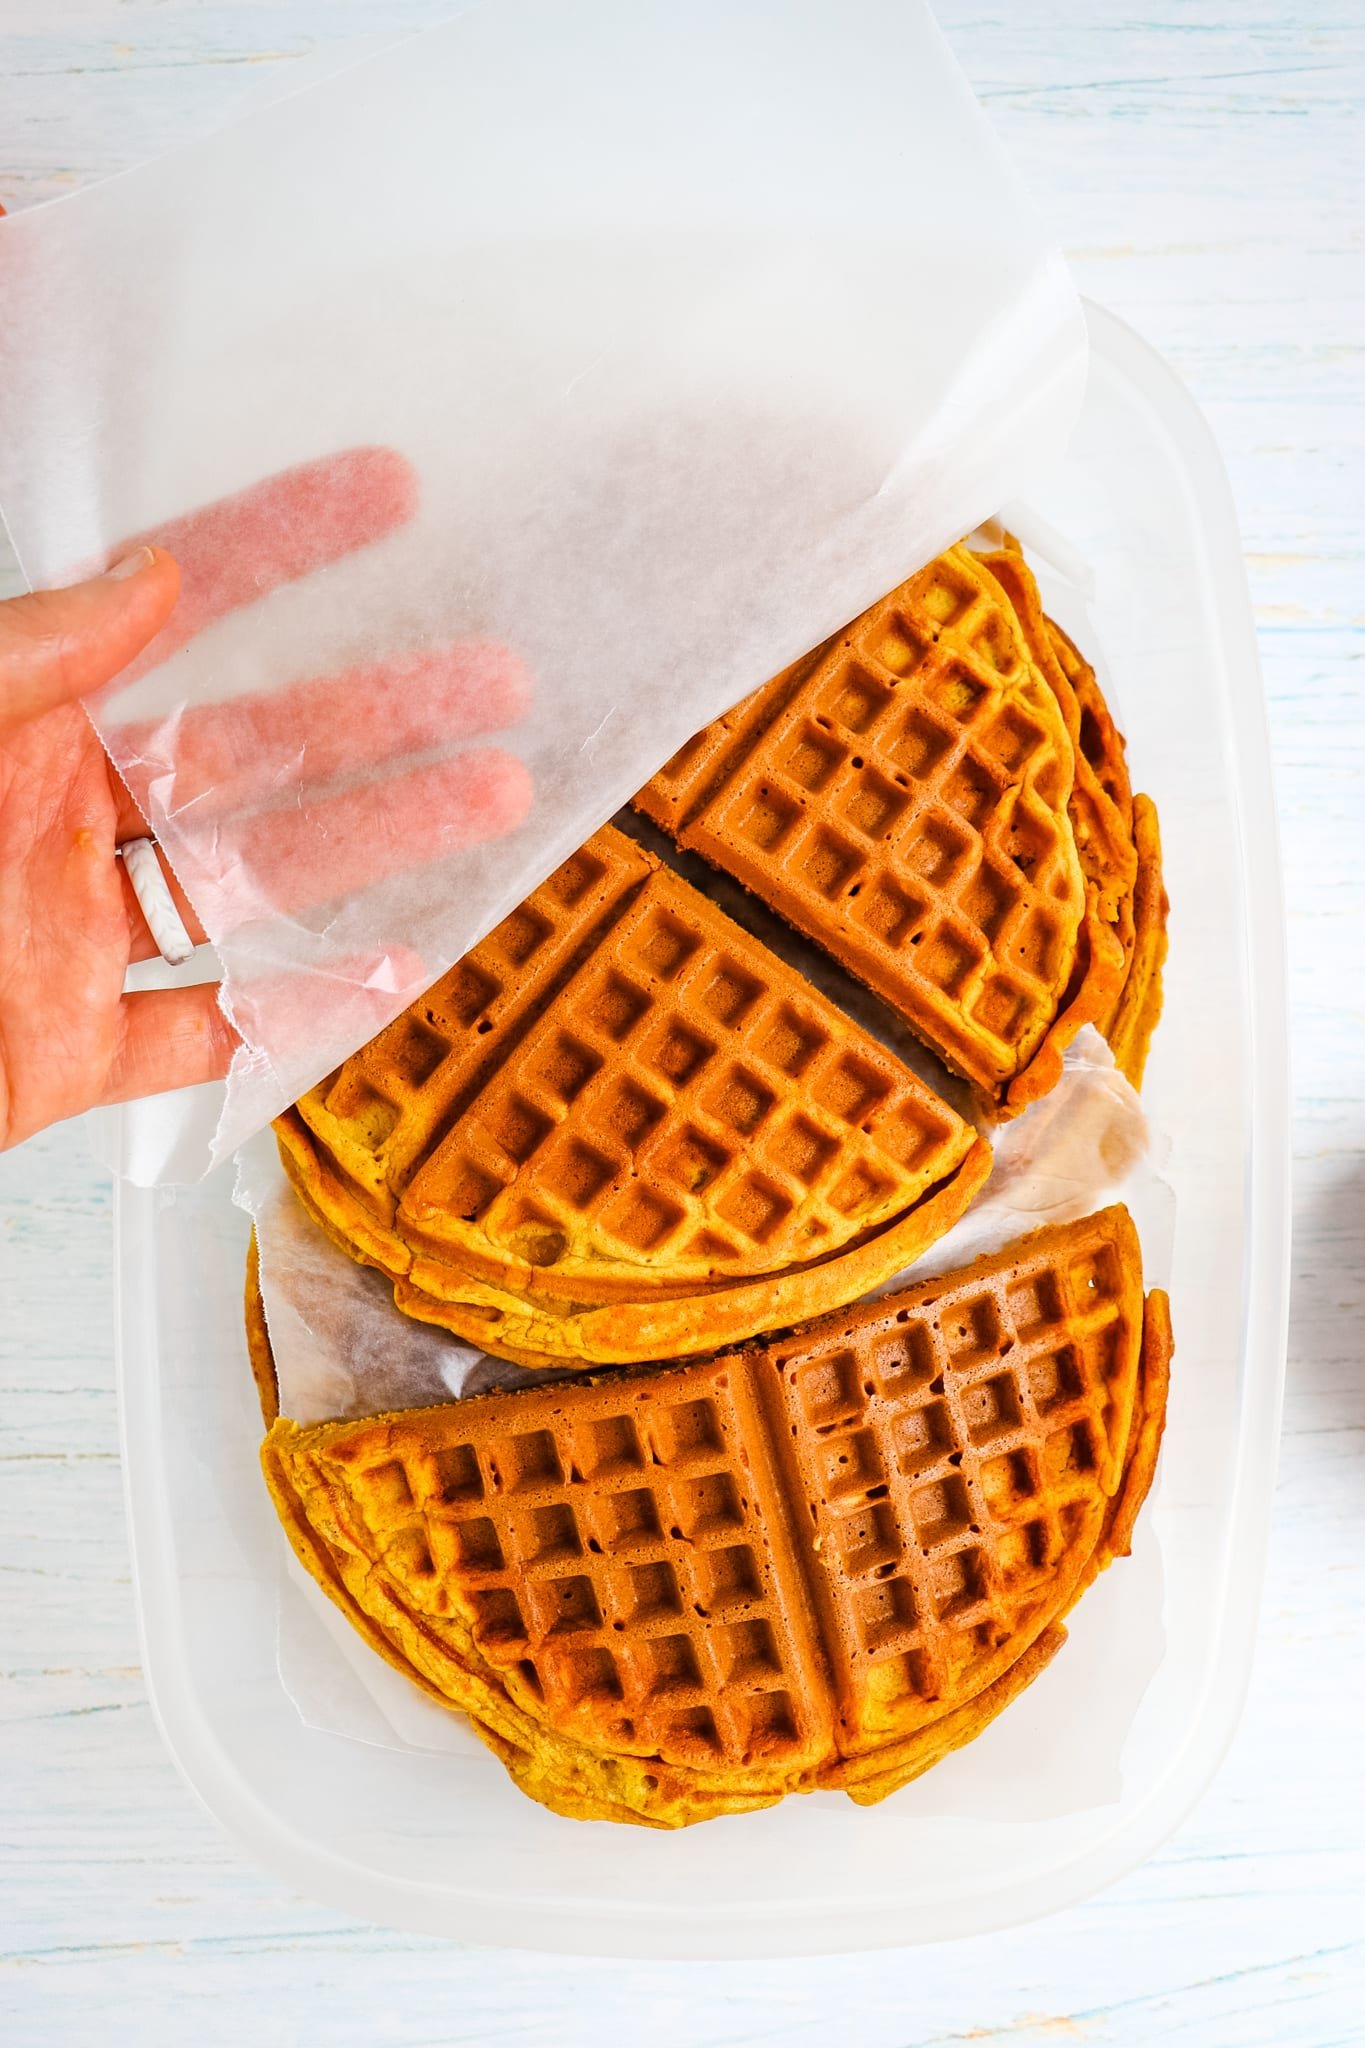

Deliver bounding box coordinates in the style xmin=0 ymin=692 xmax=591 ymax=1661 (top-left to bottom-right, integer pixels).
xmin=277 ymin=826 xmax=993 ymax=1368
xmin=635 ymin=543 xmax=1165 ymax=1115
xmin=257 ymin=1208 xmax=1171 ymax=1826
xmin=258 ymin=540 xmax=1173 ymax=1824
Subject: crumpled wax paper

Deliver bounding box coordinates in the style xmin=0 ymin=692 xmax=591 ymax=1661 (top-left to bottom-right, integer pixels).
xmin=0 ymin=0 xmax=1085 ymax=1180
xmin=242 ymin=1023 xmax=1172 ymax=1816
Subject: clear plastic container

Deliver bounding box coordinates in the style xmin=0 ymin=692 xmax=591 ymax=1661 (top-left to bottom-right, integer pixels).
xmin=113 ymin=302 xmax=1290 ymax=1956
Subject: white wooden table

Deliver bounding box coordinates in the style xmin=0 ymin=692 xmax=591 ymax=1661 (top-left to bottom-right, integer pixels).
xmin=2 ymin=6 xmax=1362 ymax=2042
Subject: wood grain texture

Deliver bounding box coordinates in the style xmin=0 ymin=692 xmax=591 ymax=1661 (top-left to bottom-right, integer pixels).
xmin=1 ymin=3 xmax=1362 ymax=2043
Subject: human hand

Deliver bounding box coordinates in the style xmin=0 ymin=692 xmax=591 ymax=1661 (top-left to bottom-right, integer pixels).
xmin=0 ymin=450 xmax=531 ymax=1151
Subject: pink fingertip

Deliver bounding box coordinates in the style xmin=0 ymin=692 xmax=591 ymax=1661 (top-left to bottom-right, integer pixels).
xmin=114 ymin=446 xmax=421 ymax=686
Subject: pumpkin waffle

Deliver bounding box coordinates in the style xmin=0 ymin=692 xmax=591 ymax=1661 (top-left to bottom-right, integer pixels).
xmin=635 ymin=542 xmax=1163 ymax=1112
xmin=983 ymin=550 xmax=1167 ymax=1092
xmin=277 ymin=824 xmax=989 ymax=1368
xmin=257 ymin=1205 xmax=1171 ymax=1826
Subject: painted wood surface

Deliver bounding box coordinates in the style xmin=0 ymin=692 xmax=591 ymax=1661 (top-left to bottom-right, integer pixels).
xmin=1 ymin=4 xmax=1362 ymax=2042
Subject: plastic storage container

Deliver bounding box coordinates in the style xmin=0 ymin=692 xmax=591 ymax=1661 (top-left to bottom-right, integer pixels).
xmin=114 ymin=302 xmax=1289 ymax=1956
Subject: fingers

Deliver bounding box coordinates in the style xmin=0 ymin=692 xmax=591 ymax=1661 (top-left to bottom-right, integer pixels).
xmin=189 ymin=747 xmax=533 ymax=934
xmin=111 ymin=448 xmax=419 ymax=690
xmin=97 ymin=983 xmax=240 ymax=1107
xmin=0 ymin=549 xmax=180 ymax=732
xmin=110 ymin=640 xmax=533 ymax=822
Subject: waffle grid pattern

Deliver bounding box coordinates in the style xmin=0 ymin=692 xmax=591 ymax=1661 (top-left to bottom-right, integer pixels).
xmin=638 ymin=548 xmax=1087 ymax=1088
xmin=264 ymin=1208 xmax=1163 ymax=1819
xmin=321 ymin=1363 xmax=822 ymax=1771
xmin=403 ymin=870 xmax=966 ymax=1279
xmin=298 ymin=831 xmax=650 ymax=1211
xmin=767 ymin=1213 xmax=1135 ymax=1727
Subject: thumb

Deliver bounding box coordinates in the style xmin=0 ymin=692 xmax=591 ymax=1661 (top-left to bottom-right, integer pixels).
xmin=0 ymin=546 xmax=181 ymax=732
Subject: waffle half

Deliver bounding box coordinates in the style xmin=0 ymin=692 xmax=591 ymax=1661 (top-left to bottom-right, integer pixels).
xmin=278 ymin=826 xmax=989 ymax=1368
xmin=258 ymin=1205 xmax=1171 ymax=1826
xmin=636 ymin=544 xmax=1162 ymax=1111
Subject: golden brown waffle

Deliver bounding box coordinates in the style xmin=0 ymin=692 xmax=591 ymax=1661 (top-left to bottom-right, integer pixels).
xmin=984 ymin=553 xmax=1167 ymax=1091
xmin=1107 ymin=795 xmax=1169 ymax=1089
xmin=259 ymin=1205 xmax=1171 ymax=1826
xmin=278 ymin=826 xmax=989 ymax=1369
xmin=756 ymin=1202 xmax=1157 ymax=1776
xmin=244 ymin=1231 xmax=278 ymax=1426
xmin=634 ymin=543 xmax=1170 ymax=1114
xmin=635 ymin=544 xmax=1111 ymax=1114
xmin=293 ymin=827 xmax=654 ymax=1238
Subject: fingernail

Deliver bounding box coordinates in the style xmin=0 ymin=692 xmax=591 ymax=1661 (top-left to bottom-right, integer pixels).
xmin=102 ymin=545 xmax=155 ymax=582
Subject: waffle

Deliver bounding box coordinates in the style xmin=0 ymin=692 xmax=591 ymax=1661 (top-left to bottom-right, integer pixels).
xmin=635 ymin=542 xmax=1162 ymax=1112
xmin=1107 ymin=795 xmax=1168 ymax=1089
xmin=984 ymin=552 xmax=1167 ymax=1092
xmin=258 ymin=1204 xmax=1172 ymax=1826
xmin=277 ymin=825 xmax=988 ymax=1368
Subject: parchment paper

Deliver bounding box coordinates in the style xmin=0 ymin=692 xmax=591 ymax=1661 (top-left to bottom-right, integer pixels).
xmin=0 ymin=0 xmax=1086 ymax=1179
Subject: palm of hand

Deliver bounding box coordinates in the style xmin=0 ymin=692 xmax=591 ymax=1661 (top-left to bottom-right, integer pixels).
xmin=0 ymin=703 xmax=181 ymax=1148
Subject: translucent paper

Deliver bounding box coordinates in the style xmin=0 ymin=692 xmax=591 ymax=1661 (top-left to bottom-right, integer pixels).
xmin=0 ymin=0 xmax=1085 ymax=1174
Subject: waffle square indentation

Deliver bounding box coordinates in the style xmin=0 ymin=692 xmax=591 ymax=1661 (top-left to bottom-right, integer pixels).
xmin=699 ymin=961 xmax=763 ymax=1027
xmin=625 ymin=1559 xmax=683 ymax=1625
xmin=834 ymin=1503 xmax=902 ymax=1579
xmin=978 ymin=1448 xmax=1039 ymax=1516
xmin=385 ymin=1015 xmax=451 ymax=1089
xmin=653 ymin=1397 xmax=726 ymax=1469
xmin=581 ymin=1414 xmax=646 ymax=1482
xmin=886 ymin=706 xmax=955 ymax=778
xmin=910 ymin=1474 xmax=973 ymax=1547
xmin=795 ymin=1350 xmax=862 ymax=1430
xmin=677 ymin=1471 xmax=745 ymax=1543
xmin=560 ymin=1645 xmax=623 ymax=1704
xmin=1027 ymin=1345 xmax=1083 ymax=1416
xmin=942 ymin=1294 xmax=1005 ymax=1369
xmin=650 ymin=1020 xmax=714 ymax=1086
xmin=716 ymin=1172 xmax=793 ymax=1245
xmin=502 ymin=1429 xmax=562 ymax=1494
xmin=784 ymin=723 xmax=845 ymax=792
xmin=451 ymin=1515 xmax=505 ymax=1572
xmin=599 ymin=1487 xmax=663 ymax=1552
xmin=532 ymin=1032 xmax=601 ymax=1104
xmin=930 ymin=1544 xmax=987 ymax=1622
xmin=717 ymin=1618 xmax=783 ymax=1687
xmin=521 ymin=1502 xmax=581 ymax=1568
xmin=869 ymin=1323 xmax=938 ymax=1394
xmin=820 ymin=1426 xmax=885 ymax=1504
xmin=702 ymin=1063 xmax=776 ymax=1135
xmin=737 ymin=787 xmax=800 ymax=852
xmin=699 ymin=1544 xmax=762 ymax=1611
xmin=962 ymin=1371 xmax=1023 ymax=1446
xmin=855 ymin=1575 xmax=919 ymax=1655
xmin=769 ymin=1113 xmax=839 ymax=1187
xmin=604 ymin=1185 xmax=684 ymax=1253
xmin=643 ymin=1633 xmax=703 ymax=1697
xmin=428 ymin=1442 xmax=483 ymax=1505
xmin=891 ymin=1398 xmax=952 ymax=1479
xmin=799 ymin=826 xmax=862 ymax=901
xmin=856 ymin=876 xmax=927 ymax=949
xmin=631 ymin=906 xmax=701 ymax=981
xmin=760 ymin=1006 xmax=827 ymax=1079
xmin=529 ymin=1572 xmax=602 ymax=1636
